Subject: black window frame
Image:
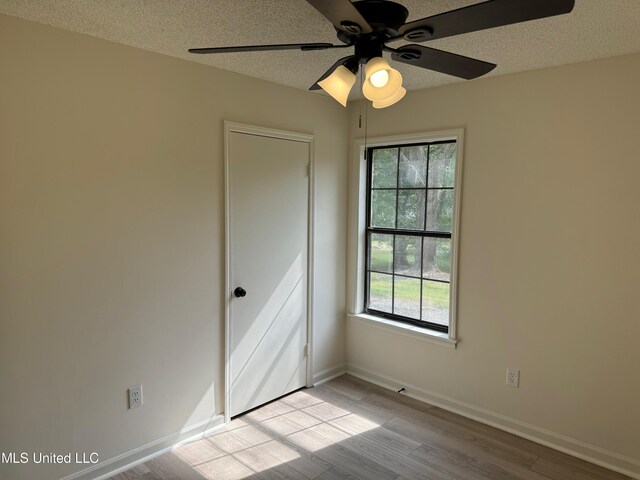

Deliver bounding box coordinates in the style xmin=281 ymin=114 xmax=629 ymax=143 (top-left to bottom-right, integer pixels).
xmin=364 ymin=140 xmax=456 ymax=333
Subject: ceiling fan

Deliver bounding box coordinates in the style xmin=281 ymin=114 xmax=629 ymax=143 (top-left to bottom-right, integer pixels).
xmin=189 ymin=0 xmax=575 ymax=108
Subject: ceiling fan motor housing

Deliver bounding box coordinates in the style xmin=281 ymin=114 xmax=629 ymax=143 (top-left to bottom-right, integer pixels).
xmin=335 ymin=0 xmax=411 ymax=64
xmin=353 ymin=0 xmax=409 ymax=31
xmin=337 ymin=0 xmax=409 ymax=46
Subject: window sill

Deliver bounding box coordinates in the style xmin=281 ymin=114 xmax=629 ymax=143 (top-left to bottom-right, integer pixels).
xmin=347 ymin=313 xmax=458 ymax=349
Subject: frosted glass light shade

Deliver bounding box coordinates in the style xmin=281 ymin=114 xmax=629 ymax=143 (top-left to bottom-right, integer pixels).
xmin=372 ymin=86 xmax=406 ymax=109
xmin=318 ymin=65 xmax=356 ymax=107
xmin=362 ymin=57 xmax=403 ymax=102
xmin=365 ymin=57 xmax=390 ymax=80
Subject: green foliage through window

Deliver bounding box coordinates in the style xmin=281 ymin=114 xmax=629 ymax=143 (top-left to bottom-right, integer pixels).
xmin=366 ymin=140 xmax=457 ymax=332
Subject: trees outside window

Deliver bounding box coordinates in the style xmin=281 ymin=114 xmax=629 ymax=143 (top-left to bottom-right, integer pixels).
xmin=365 ymin=141 xmax=456 ymax=332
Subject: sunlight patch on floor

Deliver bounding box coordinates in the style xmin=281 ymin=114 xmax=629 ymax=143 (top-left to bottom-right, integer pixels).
xmin=174 ymin=385 xmax=384 ymax=478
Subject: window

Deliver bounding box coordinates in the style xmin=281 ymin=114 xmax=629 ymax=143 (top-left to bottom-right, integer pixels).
xmin=365 ymin=141 xmax=458 ymax=333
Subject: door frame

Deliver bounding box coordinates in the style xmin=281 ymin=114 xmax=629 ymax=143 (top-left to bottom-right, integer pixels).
xmin=223 ymin=121 xmax=315 ymax=423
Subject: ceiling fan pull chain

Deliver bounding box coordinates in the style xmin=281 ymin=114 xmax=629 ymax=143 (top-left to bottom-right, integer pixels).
xmin=358 ymin=68 xmax=363 ymax=130
xmin=362 ymin=66 xmax=369 ymax=161
xmin=364 ymin=99 xmax=369 ymax=161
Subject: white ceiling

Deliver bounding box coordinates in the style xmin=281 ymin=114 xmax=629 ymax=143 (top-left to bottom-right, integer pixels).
xmin=1 ymin=0 xmax=640 ymax=97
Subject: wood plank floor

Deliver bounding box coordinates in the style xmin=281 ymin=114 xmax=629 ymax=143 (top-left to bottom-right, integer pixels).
xmin=111 ymin=375 xmax=630 ymax=480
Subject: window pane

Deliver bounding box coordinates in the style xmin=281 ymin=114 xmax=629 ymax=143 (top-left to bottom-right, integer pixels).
xmin=393 ymin=276 xmax=421 ymax=319
xmin=372 ymin=148 xmax=398 ymax=188
xmin=397 ymin=190 xmax=425 ymax=230
xmin=422 ymin=237 xmax=451 ymax=282
xmin=422 ymin=280 xmax=450 ymax=326
xmin=428 ymin=143 xmax=456 ymax=188
xmin=366 ymin=140 xmax=457 ymax=334
xmin=371 ymin=190 xmax=396 ymax=228
xmin=399 ymin=146 xmax=427 ymax=188
xmin=426 ymin=189 xmax=453 ymax=232
xmin=394 ymin=235 xmax=421 ymax=277
xmin=368 ymin=273 xmax=392 ymax=313
xmin=369 ymin=233 xmax=393 ymax=273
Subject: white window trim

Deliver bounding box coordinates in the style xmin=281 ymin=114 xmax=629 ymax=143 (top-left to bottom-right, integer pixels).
xmin=346 ymin=129 xmax=464 ymax=348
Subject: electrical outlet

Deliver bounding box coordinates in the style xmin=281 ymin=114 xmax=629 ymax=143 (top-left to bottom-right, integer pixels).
xmin=506 ymin=369 xmax=520 ymax=388
xmin=128 ymin=384 xmax=143 ymax=409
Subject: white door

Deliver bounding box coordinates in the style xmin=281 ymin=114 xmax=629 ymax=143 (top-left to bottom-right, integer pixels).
xmin=227 ymin=127 xmax=310 ymax=418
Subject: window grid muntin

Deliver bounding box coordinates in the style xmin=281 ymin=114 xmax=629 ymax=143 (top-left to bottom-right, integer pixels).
xmin=365 ymin=140 xmax=455 ymax=333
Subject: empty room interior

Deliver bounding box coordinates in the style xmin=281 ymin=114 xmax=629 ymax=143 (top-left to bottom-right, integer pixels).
xmin=1 ymin=1 xmax=640 ymax=479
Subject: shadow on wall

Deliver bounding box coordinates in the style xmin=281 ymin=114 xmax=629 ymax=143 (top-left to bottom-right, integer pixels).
xmin=182 ymin=251 xmax=306 ymax=433
xmin=230 ymin=253 xmax=306 ymax=412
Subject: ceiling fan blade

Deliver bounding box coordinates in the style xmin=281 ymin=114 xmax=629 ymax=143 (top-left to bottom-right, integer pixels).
xmin=188 ymin=43 xmax=347 ymax=54
xmin=309 ymin=55 xmax=357 ymax=90
xmin=391 ymin=45 xmax=496 ymax=80
xmin=397 ymin=0 xmax=575 ymax=42
xmin=305 ymin=0 xmax=373 ymax=34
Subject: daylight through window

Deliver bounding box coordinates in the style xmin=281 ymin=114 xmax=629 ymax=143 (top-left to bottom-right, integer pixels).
xmin=365 ymin=141 xmax=457 ymax=333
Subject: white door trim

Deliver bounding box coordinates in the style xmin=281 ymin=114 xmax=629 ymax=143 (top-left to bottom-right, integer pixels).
xmin=223 ymin=121 xmax=315 ymax=424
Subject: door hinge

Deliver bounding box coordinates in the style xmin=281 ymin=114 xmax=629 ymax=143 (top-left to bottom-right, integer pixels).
xmin=304 ymin=343 xmax=310 ymax=358
xmin=306 ymin=163 xmax=311 ymax=177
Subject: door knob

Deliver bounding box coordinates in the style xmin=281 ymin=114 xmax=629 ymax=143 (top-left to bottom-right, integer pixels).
xmin=233 ymin=287 xmax=247 ymax=298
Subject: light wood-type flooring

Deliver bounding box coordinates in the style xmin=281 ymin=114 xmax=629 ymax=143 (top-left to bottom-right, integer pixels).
xmin=112 ymin=374 xmax=630 ymax=480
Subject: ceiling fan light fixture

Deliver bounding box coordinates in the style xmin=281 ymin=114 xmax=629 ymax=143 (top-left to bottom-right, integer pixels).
xmin=190 ymin=0 xmax=577 ymax=108
xmin=364 ymin=57 xmax=390 ymax=81
xmin=363 ymin=58 xmax=403 ymax=102
xmin=318 ymin=65 xmax=357 ymax=107
xmin=372 ymin=86 xmax=406 ymax=109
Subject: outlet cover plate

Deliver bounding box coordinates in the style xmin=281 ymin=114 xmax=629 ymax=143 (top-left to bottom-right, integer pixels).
xmin=506 ymin=369 xmax=520 ymax=388
xmin=128 ymin=384 xmax=143 ymax=409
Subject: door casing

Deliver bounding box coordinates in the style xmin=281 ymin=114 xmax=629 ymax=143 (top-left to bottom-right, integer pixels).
xmin=223 ymin=121 xmax=315 ymax=423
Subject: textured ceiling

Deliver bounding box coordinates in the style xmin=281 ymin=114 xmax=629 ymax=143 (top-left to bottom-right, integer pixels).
xmin=1 ymin=0 xmax=640 ymax=98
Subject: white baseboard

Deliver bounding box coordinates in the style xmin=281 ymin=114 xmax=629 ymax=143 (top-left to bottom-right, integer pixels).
xmin=313 ymin=364 xmax=346 ymax=386
xmin=60 ymin=415 xmax=225 ymax=480
xmin=347 ymin=364 xmax=640 ymax=480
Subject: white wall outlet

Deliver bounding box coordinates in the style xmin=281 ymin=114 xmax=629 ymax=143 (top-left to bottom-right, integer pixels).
xmin=506 ymin=369 xmax=520 ymax=388
xmin=128 ymin=384 xmax=143 ymax=409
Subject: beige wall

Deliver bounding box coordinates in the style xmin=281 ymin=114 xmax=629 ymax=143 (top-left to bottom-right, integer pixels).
xmin=346 ymin=52 xmax=640 ymax=472
xmin=0 ymin=14 xmax=347 ymax=480
xmin=3 ymin=9 xmax=640 ymax=480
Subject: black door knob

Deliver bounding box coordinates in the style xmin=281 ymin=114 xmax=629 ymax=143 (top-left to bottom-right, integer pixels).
xmin=233 ymin=287 xmax=247 ymax=298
